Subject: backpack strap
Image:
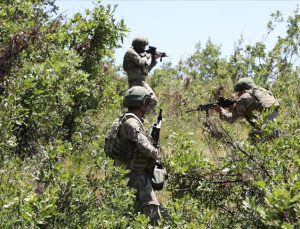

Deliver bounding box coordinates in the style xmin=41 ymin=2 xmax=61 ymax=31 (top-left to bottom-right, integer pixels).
xmin=121 ymin=113 xmax=144 ymax=128
xmin=115 ymin=112 xmax=144 ymax=137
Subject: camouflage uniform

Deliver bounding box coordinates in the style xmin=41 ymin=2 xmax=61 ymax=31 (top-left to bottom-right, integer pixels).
xmin=123 ymin=37 xmax=158 ymax=107
xmin=220 ymin=78 xmax=280 ymax=142
xmin=117 ymin=113 xmax=160 ymax=210
xmin=113 ymin=86 xmax=162 ymax=225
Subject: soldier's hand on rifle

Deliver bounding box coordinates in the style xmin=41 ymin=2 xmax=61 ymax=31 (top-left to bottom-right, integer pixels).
xmin=214 ymin=105 xmax=222 ymax=113
xmin=154 ymin=52 xmax=162 ymax=59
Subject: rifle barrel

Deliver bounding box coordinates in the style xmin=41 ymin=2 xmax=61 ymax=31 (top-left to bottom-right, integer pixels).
xmin=186 ymin=108 xmax=200 ymax=113
xmin=186 ymin=97 xmax=235 ymax=114
xmin=186 ymin=103 xmax=216 ymax=113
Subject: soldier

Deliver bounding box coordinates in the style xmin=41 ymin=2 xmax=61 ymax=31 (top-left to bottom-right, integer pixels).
xmin=123 ymin=36 xmax=161 ymax=108
xmin=112 ymin=86 xmax=163 ymax=225
xmin=215 ymin=77 xmax=280 ymax=142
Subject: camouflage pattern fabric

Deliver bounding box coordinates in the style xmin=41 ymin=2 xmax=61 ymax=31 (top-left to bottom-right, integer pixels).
xmin=118 ymin=114 xmax=159 ymax=171
xmin=220 ymin=87 xmax=279 ymax=124
xmin=220 ymin=87 xmax=280 ymax=142
xmin=128 ymin=80 xmax=158 ymax=107
xmin=117 ymin=114 xmax=160 ymax=211
xmin=127 ymin=171 xmax=160 ymax=211
xmin=123 ymin=47 xmax=156 ymax=81
xmin=123 ymin=47 xmax=158 ymax=107
xmin=252 ymin=87 xmax=280 ymax=108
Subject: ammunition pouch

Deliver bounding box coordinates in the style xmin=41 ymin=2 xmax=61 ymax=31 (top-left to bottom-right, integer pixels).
xmin=146 ymin=161 xmax=168 ymax=191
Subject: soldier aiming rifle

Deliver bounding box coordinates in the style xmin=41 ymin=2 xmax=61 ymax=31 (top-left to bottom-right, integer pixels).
xmin=146 ymin=46 xmax=168 ymax=62
xmin=123 ymin=36 xmax=168 ymax=108
xmin=214 ymin=77 xmax=280 ymax=143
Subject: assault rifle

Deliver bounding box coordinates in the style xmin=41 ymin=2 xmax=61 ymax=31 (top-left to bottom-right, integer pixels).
xmin=151 ymin=109 xmax=162 ymax=148
xmin=146 ymin=46 xmax=168 ymax=62
xmin=187 ymin=96 xmax=236 ymax=116
xmin=149 ymin=109 xmax=167 ymax=190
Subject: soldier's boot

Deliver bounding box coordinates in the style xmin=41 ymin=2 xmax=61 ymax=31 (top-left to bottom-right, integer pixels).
xmin=142 ymin=204 xmax=161 ymax=226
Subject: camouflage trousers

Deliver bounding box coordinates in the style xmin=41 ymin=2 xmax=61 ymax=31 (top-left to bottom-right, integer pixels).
xmin=127 ymin=171 xmax=161 ymax=225
xmin=127 ymin=171 xmax=160 ymax=210
xmin=128 ymin=80 xmax=158 ymax=108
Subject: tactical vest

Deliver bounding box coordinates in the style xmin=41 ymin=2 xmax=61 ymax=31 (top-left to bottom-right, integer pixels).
xmin=245 ymin=87 xmax=279 ymax=126
xmin=123 ymin=48 xmax=152 ymax=81
xmin=251 ymin=87 xmax=279 ymax=109
xmin=104 ymin=113 xmax=142 ymax=163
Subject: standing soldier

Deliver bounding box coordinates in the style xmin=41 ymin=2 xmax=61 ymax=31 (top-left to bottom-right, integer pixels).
xmin=107 ymin=86 xmax=163 ymax=225
xmin=123 ymin=36 xmax=161 ymax=108
xmin=215 ymin=77 xmax=280 ymax=142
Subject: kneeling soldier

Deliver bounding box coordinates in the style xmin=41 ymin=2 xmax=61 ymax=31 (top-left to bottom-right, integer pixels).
xmin=215 ymin=77 xmax=280 ymax=142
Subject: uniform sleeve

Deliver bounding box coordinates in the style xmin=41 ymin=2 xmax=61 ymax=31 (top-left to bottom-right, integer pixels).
xmin=220 ymin=93 xmax=255 ymax=123
xmin=148 ymin=55 xmax=157 ymax=69
xmin=124 ymin=118 xmax=159 ymax=160
xmin=126 ymin=49 xmax=149 ymax=67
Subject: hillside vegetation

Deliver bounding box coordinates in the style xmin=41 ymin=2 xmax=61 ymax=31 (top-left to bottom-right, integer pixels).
xmin=0 ymin=1 xmax=299 ymax=228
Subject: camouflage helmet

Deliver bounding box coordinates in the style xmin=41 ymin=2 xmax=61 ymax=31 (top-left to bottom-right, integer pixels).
xmin=234 ymin=77 xmax=257 ymax=92
xmin=123 ymin=86 xmax=152 ymax=108
xmin=131 ymin=36 xmax=149 ymax=49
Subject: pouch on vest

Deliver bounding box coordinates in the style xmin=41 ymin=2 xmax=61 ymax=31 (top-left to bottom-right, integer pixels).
xmin=147 ymin=161 xmax=168 ymax=191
